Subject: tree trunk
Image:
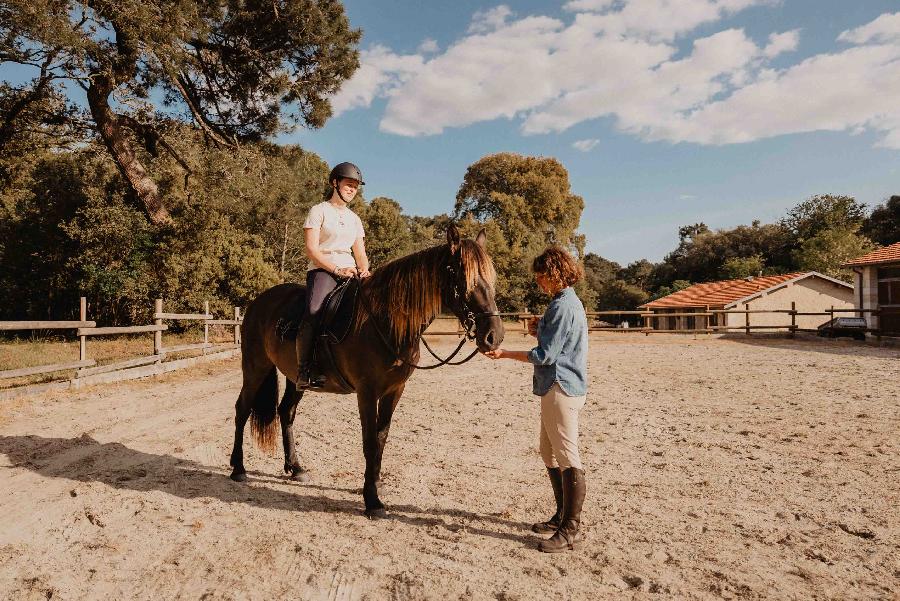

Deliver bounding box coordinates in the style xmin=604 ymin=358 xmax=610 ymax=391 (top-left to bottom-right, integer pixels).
xmin=86 ymin=76 xmax=172 ymax=226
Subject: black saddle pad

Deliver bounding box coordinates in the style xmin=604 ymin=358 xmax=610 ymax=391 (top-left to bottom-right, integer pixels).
xmin=319 ymin=277 xmax=360 ymax=344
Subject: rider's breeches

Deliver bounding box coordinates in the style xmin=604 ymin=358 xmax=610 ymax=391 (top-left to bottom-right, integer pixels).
xmin=538 ymin=383 xmax=586 ymax=470
xmin=305 ymin=269 xmax=339 ymax=317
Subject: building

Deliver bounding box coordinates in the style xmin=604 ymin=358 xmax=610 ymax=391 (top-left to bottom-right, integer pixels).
xmin=640 ymin=272 xmax=855 ymax=332
xmin=843 ymin=242 xmax=900 ymax=335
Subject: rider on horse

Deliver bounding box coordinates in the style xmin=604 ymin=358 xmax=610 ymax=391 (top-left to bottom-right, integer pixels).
xmin=297 ymin=162 xmax=371 ymax=389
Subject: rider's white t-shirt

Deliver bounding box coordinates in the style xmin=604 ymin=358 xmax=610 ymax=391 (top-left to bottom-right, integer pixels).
xmin=303 ymin=201 xmax=365 ymax=271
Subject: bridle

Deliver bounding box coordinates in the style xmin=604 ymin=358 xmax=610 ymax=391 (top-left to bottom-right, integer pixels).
xmin=354 ymin=259 xmax=499 ymax=370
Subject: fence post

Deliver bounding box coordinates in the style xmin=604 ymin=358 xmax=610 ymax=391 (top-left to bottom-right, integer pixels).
xmin=234 ymin=307 xmax=241 ymax=347
xmin=79 ymin=297 xmax=87 ymax=362
xmin=790 ymin=301 xmax=796 ymax=338
xmin=744 ymin=303 xmax=750 ymax=335
xmin=203 ymin=300 xmax=210 ymax=355
xmin=154 ymin=298 xmax=163 ymax=361
xmin=829 ymin=305 xmax=834 ymax=337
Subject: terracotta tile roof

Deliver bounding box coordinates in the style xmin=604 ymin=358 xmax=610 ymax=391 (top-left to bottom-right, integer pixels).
xmin=641 ymin=273 xmax=806 ymax=309
xmin=843 ymin=242 xmax=900 ymax=267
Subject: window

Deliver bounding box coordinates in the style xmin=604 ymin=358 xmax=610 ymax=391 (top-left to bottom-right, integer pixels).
xmin=877 ymin=266 xmax=900 ymax=306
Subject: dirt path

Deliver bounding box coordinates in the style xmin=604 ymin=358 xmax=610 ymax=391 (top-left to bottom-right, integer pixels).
xmin=1 ymin=334 xmax=898 ymax=600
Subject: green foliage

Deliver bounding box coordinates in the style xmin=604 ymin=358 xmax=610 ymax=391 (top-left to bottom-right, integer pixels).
xmin=454 ymin=153 xmax=587 ymax=312
xmin=720 ymin=254 xmax=765 ymax=279
xmin=596 ymin=280 xmax=648 ymax=311
xmin=649 ymin=280 xmax=692 ymax=302
xmin=356 ymin=197 xmax=415 ymax=269
xmin=862 ymin=195 xmax=900 ymax=246
xmin=781 ymin=194 xmax=868 ymax=243
xmin=792 ymin=228 xmax=876 ymax=282
xmin=1 ymin=0 xmax=360 ymax=223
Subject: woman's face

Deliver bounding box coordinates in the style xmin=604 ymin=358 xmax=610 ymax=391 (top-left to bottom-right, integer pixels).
xmin=534 ymin=271 xmax=553 ymax=294
xmin=336 ymin=178 xmax=360 ymax=201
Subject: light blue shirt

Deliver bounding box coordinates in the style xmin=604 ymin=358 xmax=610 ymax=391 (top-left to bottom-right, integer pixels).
xmin=528 ymin=287 xmax=588 ymax=396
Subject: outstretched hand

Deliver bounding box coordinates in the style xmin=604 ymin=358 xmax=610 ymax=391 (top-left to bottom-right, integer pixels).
xmin=482 ymin=349 xmax=504 ymax=360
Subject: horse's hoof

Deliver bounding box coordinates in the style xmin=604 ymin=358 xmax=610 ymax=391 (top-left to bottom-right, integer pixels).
xmin=365 ymin=507 xmax=388 ymax=520
xmin=230 ymin=470 xmax=247 ymax=482
xmin=289 ymin=467 xmax=310 ymax=483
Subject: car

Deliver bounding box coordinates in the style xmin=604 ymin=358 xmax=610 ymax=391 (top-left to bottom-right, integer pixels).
xmin=817 ymin=316 xmax=868 ymax=340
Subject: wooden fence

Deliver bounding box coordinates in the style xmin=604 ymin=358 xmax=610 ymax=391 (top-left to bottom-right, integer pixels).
xmin=1 ymin=298 xmax=242 ymax=400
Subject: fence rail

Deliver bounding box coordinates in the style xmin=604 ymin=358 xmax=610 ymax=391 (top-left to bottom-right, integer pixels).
xmin=1 ymin=297 xmax=243 ymax=399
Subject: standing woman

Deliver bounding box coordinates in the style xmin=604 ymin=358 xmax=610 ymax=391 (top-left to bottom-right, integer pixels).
xmin=297 ymin=162 xmax=371 ymax=388
xmin=484 ymin=247 xmax=588 ymax=552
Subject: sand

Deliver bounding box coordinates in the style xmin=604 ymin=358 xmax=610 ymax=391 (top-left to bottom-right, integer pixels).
xmin=0 ymin=333 xmax=898 ymax=600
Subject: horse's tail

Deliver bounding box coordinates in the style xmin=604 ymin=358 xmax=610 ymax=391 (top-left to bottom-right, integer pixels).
xmin=249 ymin=367 xmax=279 ymax=453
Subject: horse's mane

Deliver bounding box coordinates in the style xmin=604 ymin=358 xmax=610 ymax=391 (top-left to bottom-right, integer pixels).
xmin=356 ymin=239 xmax=496 ymax=347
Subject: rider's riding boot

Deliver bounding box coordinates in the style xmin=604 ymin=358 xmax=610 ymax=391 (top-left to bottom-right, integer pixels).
xmin=531 ymin=467 xmax=564 ymax=534
xmin=296 ymin=317 xmax=326 ymax=389
xmin=538 ymin=467 xmax=585 ymax=553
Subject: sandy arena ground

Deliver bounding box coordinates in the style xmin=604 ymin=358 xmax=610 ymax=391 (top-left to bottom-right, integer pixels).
xmin=0 ymin=333 xmax=898 ymax=600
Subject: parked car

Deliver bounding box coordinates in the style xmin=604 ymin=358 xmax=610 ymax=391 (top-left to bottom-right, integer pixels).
xmin=817 ymin=316 xmax=867 ymax=340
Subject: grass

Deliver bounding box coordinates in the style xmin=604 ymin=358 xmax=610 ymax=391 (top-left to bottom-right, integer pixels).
xmin=0 ymin=326 xmax=238 ymax=389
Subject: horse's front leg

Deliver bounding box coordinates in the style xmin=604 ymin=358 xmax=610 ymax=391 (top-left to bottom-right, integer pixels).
xmin=373 ymin=385 xmax=404 ymax=497
xmin=357 ymin=390 xmax=386 ymax=518
xmin=278 ymin=379 xmax=309 ymax=482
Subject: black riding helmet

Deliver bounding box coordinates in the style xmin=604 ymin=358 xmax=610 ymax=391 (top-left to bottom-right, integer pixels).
xmin=329 ymin=162 xmax=364 ymax=185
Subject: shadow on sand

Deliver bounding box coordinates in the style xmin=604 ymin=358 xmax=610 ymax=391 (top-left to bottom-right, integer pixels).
xmin=720 ymin=333 xmax=899 ymax=357
xmin=0 ymin=434 xmax=536 ymax=546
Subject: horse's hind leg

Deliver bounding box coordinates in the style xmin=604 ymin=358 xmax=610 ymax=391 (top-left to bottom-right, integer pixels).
xmin=278 ymin=379 xmax=309 ymax=482
xmin=230 ymin=361 xmax=275 ymax=482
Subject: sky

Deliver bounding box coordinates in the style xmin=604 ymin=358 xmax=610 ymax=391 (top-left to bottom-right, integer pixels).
xmin=284 ymin=0 xmax=900 ymax=265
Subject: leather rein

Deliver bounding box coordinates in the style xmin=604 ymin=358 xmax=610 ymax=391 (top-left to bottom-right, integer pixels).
xmin=352 ymin=271 xmax=499 ymax=370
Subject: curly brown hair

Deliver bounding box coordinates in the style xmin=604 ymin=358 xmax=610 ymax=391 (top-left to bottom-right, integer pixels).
xmin=532 ymin=246 xmax=583 ymax=289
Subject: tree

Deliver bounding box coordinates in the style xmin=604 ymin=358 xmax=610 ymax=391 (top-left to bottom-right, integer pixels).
xmin=454 ymin=153 xmax=584 ymax=250
xmin=357 ymin=197 xmax=415 ymax=269
xmin=596 ymin=280 xmax=648 ymax=312
xmin=793 ymin=228 xmax=876 ymax=282
xmin=454 ymin=153 xmax=586 ymax=312
xmin=583 ymin=253 xmax=620 ymax=297
xmin=649 ymin=280 xmax=692 ymax=302
xmin=619 ymin=259 xmax=654 ymax=291
xmin=720 ymin=254 xmax=765 ymax=279
xmin=862 ymin=195 xmax=900 ymax=246
xmin=782 ymin=194 xmax=868 ymax=243
xmin=1 ymin=0 xmax=360 ymax=225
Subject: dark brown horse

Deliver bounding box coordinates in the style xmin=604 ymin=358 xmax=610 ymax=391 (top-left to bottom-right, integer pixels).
xmin=229 ymin=225 xmax=504 ymax=517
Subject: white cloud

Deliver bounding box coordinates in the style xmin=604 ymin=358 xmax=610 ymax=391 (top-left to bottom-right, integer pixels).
xmin=418 ymin=38 xmax=439 ymax=54
xmin=838 ymin=12 xmax=900 ymax=45
xmin=331 ymin=8 xmax=900 ymax=149
xmin=468 ymin=6 xmax=514 ymax=34
xmin=763 ymin=29 xmax=800 ymax=58
xmin=573 ymin=138 xmax=600 ymax=151
xmin=563 ymin=0 xmax=618 ymax=12
xmin=329 ymin=45 xmax=424 ymax=117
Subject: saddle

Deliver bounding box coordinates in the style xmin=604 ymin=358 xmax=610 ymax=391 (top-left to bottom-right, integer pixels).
xmin=274 ymin=277 xmax=360 ymax=344
xmin=274 ymin=277 xmax=360 ymax=393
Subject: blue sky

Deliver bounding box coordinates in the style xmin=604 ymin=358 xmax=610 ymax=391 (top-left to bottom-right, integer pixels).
xmin=286 ymin=0 xmax=900 ymax=265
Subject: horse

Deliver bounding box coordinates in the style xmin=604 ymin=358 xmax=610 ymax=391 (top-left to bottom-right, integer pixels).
xmin=229 ymin=224 xmax=504 ymax=517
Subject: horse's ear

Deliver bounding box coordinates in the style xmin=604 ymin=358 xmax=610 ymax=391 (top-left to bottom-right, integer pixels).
xmin=475 ymin=228 xmax=487 ymax=249
xmin=447 ymin=223 xmax=461 ymax=254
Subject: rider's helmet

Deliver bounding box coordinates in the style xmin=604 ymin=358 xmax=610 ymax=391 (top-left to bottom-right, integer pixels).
xmin=328 ymin=162 xmax=364 ymax=185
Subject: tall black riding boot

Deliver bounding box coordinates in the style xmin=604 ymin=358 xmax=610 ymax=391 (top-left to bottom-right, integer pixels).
xmin=531 ymin=467 xmax=564 ymax=534
xmin=295 ymin=318 xmax=326 ymax=389
xmin=538 ymin=467 xmax=585 ymax=553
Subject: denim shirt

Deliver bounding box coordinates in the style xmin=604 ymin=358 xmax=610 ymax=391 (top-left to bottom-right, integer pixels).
xmin=528 ymin=287 xmax=588 ymax=396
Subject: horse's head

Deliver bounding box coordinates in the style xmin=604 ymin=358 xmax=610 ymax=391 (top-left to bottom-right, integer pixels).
xmin=443 ymin=225 xmax=504 ymax=352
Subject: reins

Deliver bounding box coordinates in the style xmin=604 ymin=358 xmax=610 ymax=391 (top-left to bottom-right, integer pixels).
xmin=352 ymin=274 xmax=496 ymax=370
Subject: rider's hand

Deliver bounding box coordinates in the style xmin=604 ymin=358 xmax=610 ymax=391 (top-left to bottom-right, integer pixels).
xmin=334 ymin=267 xmax=355 ymax=278
xmin=358 ymin=268 xmax=371 ymax=278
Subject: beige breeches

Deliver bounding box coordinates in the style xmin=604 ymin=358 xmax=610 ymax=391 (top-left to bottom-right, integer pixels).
xmin=538 ymin=383 xmax=586 ymax=470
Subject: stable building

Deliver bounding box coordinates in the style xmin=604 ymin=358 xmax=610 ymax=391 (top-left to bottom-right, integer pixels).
xmin=844 ymin=242 xmax=900 ymax=335
xmin=640 ymin=272 xmax=854 ymax=332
